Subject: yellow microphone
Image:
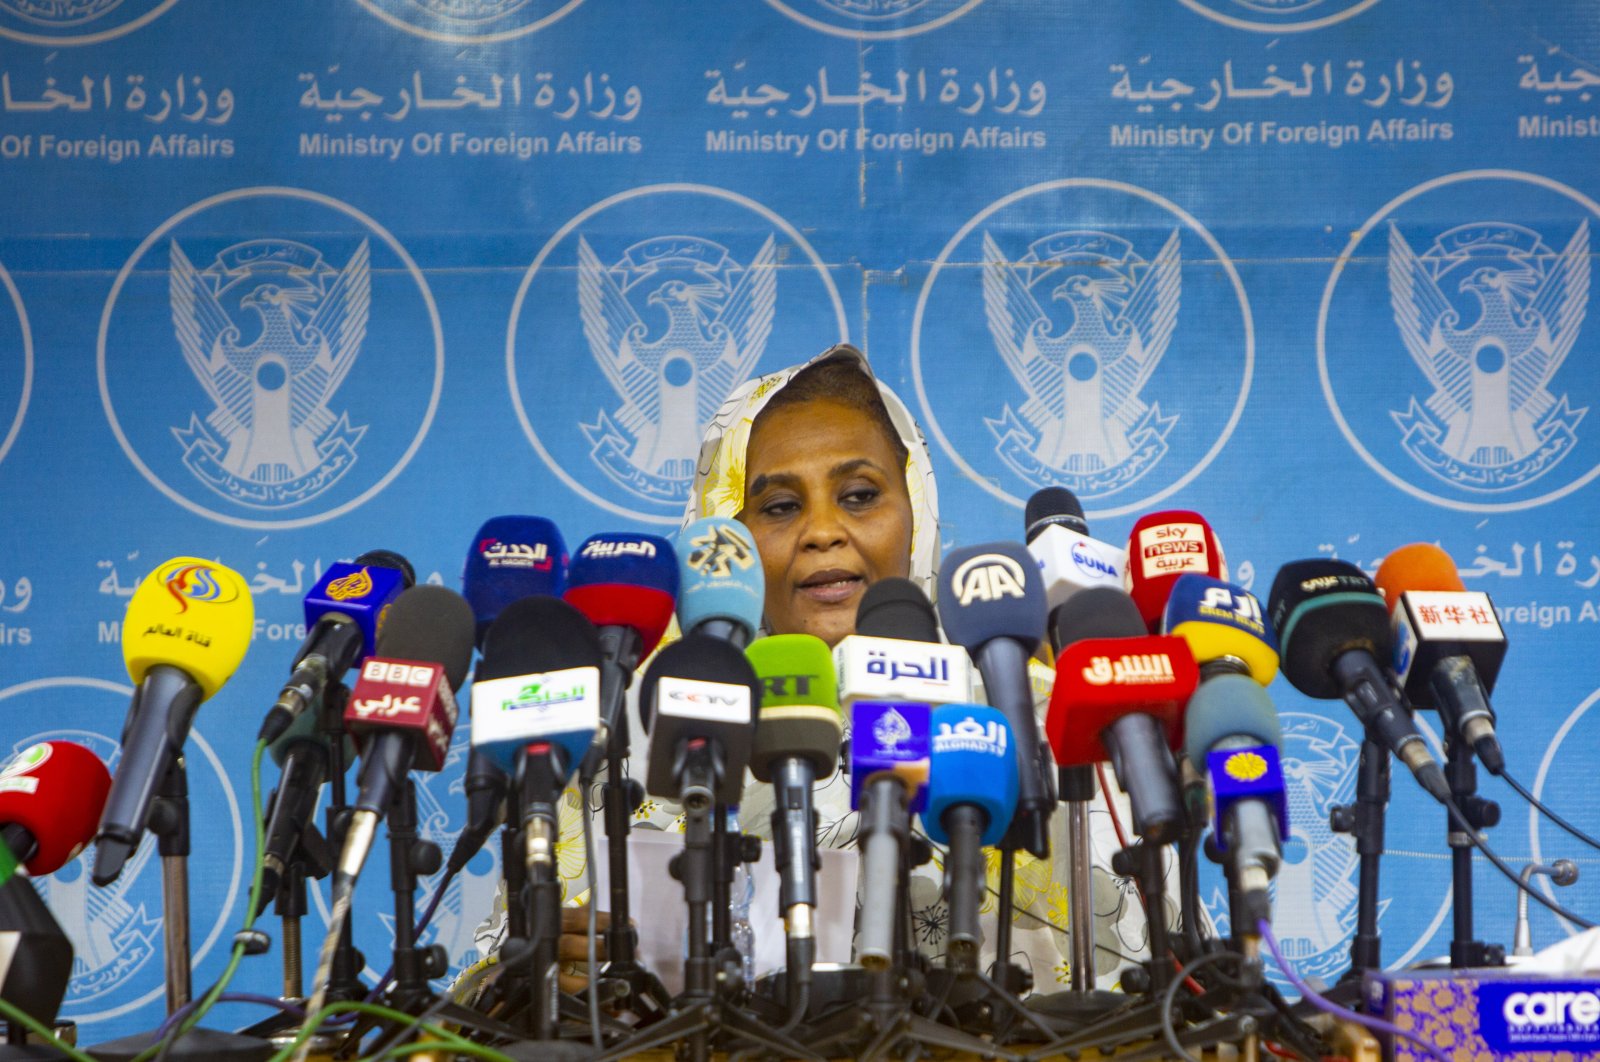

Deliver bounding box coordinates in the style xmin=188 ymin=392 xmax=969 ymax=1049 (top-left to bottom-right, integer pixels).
xmin=95 ymin=557 xmax=253 ymax=885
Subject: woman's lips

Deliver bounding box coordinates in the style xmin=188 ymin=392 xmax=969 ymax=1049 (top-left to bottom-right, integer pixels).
xmin=797 ymin=569 xmax=863 ymax=604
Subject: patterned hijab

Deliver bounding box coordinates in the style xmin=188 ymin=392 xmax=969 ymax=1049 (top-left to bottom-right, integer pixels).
xmin=682 ymin=343 xmax=942 ymax=610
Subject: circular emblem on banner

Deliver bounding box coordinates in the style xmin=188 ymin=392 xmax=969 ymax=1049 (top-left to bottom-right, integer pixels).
xmin=98 ymin=187 xmax=444 ymax=530
xmin=0 ymin=0 xmax=178 ymax=45
xmin=1319 ymin=171 xmax=1600 ymax=512
xmin=760 ymin=0 xmax=986 ymax=39
xmin=0 ymin=256 xmax=32 ymax=472
xmin=1530 ymin=685 xmax=1600 ymax=930
xmin=1173 ymin=0 xmax=1381 ymax=33
xmin=352 ymin=0 xmax=584 ymax=42
xmin=1199 ymin=711 xmax=1451 ymax=988
xmin=912 ymin=179 xmax=1253 ymax=518
xmin=507 ymin=183 xmax=848 ymax=525
xmin=0 ymin=678 xmax=242 ymax=1034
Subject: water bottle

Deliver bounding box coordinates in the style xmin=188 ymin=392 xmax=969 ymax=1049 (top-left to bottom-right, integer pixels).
xmin=728 ymin=808 xmax=757 ymax=990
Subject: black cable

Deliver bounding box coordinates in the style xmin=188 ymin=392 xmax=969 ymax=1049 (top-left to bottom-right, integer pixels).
xmin=581 ymin=790 xmax=602 ymax=1049
xmin=1159 ymin=950 xmax=1241 ymax=1062
xmin=1501 ymin=768 xmax=1600 ymax=852
xmin=1444 ymin=797 xmax=1596 ymax=928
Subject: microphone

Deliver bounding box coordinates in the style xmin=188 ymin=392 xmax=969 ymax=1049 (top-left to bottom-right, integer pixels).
xmin=261 ymin=551 xmax=413 ymax=744
xmin=1048 ymin=591 xmax=1198 ymax=844
xmin=339 ymin=585 xmax=475 ymax=885
xmin=1025 ymin=487 xmax=1127 ymax=620
xmin=858 ymin=577 xmax=941 ymax=641
xmin=258 ymin=710 xmax=347 ymax=905
xmin=563 ymin=533 xmax=678 ymax=777
xmin=850 ymin=699 xmax=931 ymax=969
xmin=639 ymin=635 xmax=761 ymax=809
xmin=1374 ymin=544 xmax=1507 ymax=774
xmin=676 ymin=517 xmax=764 ymax=648
xmin=836 ymin=578 xmax=974 ymax=707
xmin=95 ymin=557 xmax=254 ymax=885
xmin=935 ymin=542 xmax=1053 ymax=858
xmin=1125 ymin=510 xmax=1226 ymax=633
xmin=0 ymin=741 xmax=111 ymax=880
xmin=1161 ymin=574 xmax=1278 ymax=686
xmin=921 ymin=704 xmax=1018 ymax=970
xmin=1268 ymin=559 xmax=1450 ymax=803
xmin=1182 ymin=674 xmax=1288 ymax=933
xmin=746 ymin=634 xmax=842 ymax=984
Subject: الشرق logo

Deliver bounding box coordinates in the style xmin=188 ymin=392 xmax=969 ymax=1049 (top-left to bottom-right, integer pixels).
xmin=576 ymin=234 xmax=776 ymax=505
xmin=981 ymin=230 xmax=1181 ymax=495
xmin=168 ymin=239 xmax=369 ymax=510
xmin=686 ymin=523 xmax=756 ymax=578
xmin=1387 ymin=220 xmax=1588 ymax=492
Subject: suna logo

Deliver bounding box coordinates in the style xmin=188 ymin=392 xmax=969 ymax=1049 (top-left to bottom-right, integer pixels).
xmin=1070 ymin=541 xmax=1119 ymax=579
xmin=1504 ymin=990 xmax=1600 ymax=1028
xmin=952 ymin=554 xmax=1027 ymax=605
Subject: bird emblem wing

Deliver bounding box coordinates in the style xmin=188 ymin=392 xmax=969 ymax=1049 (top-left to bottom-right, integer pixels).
xmin=577 ymin=236 xmax=655 ymax=431
xmin=169 ymin=239 xmax=250 ymax=434
xmin=1388 ymin=223 xmax=1470 ymax=419
xmin=700 ymin=235 xmax=777 ymax=425
xmin=1102 ymin=229 xmax=1181 ymax=428
xmin=982 ymin=232 xmax=1063 ymax=417
xmin=297 ymin=239 xmax=371 ymax=437
xmin=1514 ymin=219 xmax=1589 ymax=417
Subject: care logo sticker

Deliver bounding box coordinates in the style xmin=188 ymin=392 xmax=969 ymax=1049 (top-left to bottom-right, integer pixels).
xmin=760 ymin=0 xmax=987 ymax=39
xmin=0 ymin=0 xmax=177 ymax=46
xmin=98 ymin=187 xmax=443 ymax=529
xmin=1319 ymin=171 xmax=1600 ymax=512
xmin=1174 ymin=0 xmax=1381 ymax=33
xmin=912 ymin=179 xmax=1252 ymax=517
xmin=507 ymin=183 xmax=847 ymax=524
xmin=352 ymin=0 xmax=586 ymax=43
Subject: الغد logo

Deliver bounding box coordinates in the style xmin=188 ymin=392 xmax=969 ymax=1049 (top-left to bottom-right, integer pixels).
xmin=1223 ymin=749 xmax=1269 ymax=782
xmin=1173 ymin=0 xmax=1381 ymax=33
xmin=1319 ymin=172 xmax=1600 ymax=512
xmin=157 ymin=560 xmax=237 ymax=612
xmin=0 ymin=0 xmax=177 ymax=45
xmin=951 ymin=553 xmax=1027 ymax=605
xmin=352 ymin=0 xmax=585 ymax=43
xmin=932 ymin=715 xmax=1007 ymax=756
xmin=872 ymin=706 xmax=912 ymax=752
xmin=982 ymin=229 xmax=1181 ymax=495
xmin=760 ymin=0 xmax=986 ymax=39
xmin=324 ymin=566 xmax=374 ymax=601
xmin=686 ymin=523 xmax=756 ymax=578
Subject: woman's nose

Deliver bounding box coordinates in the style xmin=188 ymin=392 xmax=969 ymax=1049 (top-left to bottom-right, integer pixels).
xmin=800 ymin=502 xmax=848 ymax=550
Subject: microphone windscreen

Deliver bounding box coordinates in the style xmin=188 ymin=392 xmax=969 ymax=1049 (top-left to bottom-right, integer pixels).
xmin=375 ymin=585 xmax=476 ymax=692
xmin=746 ymin=634 xmax=841 ymax=781
xmin=564 ymin=533 xmax=679 ymax=654
xmin=302 ymin=560 xmax=409 ymax=662
xmin=856 ymin=578 xmax=940 ymax=642
xmin=1052 ymin=586 xmax=1146 ymax=648
xmin=1125 ymin=510 xmax=1226 ymax=632
xmin=463 ymin=516 xmax=569 ymax=645
xmin=478 ymin=596 xmax=603 ymax=681
xmin=1161 ymin=574 xmax=1278 ymax=685
xmin=1374 ymin=543 xmax=1466 ymax=610
xmin=675 ymin=518 xmax=764 ymax=638
xmin=1024 ymin=486 xmax=1089 ymax=542
xmin=936 ymin=542 xmax=1047 ymax=653
xmin=355 ymin=549 xmax=417 ymax=589
xmin=1267 ymin=559 xmax=1390 ymax=700
xmin=1182 ymin=675 xmax=1281 ymax=764
xmin=639 ymin=635 xmax=761 ymax=805
xmin=922 ymin=704 xmax=1018 ymax=847
xmin=0 ymin=741 xmax=111 ymax=876
xmin=123 ymin=557 xmax=254 ymax=699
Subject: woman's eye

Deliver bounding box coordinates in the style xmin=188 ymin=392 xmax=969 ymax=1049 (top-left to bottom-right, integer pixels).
xmin=760 ymin=496 xmax=799 ymax=517
xmin=843 ymin=485 xmax=881 ymax=506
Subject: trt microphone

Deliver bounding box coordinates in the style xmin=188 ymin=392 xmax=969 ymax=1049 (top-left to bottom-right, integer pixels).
xmin=1375 ymin=544 xmax=1507 ymax=774
xmin=1182 ymin=674 xmax=1288 ymax=932
xmin=850 ymin=700 xmax=931 ymax=968
xmin=1125 ymin=510 xmax=1227 ymax=633
xmin=676 ymin=517 xmax=764 ymax=648
xmin=1048 ymin=602 xmax=1199 ymax=845
xmin=936 ymin=542 xmax=1053 ymax=858
xmin=462 ymin=515 xmax=568 ymax=647
xmin=564 ymin=533 xmax=678 ymax=777
xmin=1161 ymin=574 xmax=1279 ymax=686
xmin=1268 ymin=559 xmax=1449 ymax=803
xmin=922 ymin=704 xmax=1018 ymax=969
xmin=1025 ymin=487 xmax=1127 ymax=619
xmin=261 ymin=551 xmax=413 ymax=744
xmin=746 ymin=634 xmax=842 ymax=983
xmin=0 ymin=741 xmax=111 ymax=879
xmin=96 ymin=557 xmax=254 ymax=885
xmin=639 ymin=635 xmax=761 ymax=809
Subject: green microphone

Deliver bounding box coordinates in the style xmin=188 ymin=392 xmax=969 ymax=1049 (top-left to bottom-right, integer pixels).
xmin=745 ymin=633 xmax=842 ymax=995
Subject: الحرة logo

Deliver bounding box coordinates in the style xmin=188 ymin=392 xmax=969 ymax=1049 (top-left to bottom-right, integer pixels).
xmin=951 ymin=553 xmax=1027 ymax=605
xmin=686 ymin=523 xmax=756 ymax=578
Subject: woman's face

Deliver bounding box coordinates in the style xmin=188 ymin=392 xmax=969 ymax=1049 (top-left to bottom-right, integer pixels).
xmin=738 ymin=398 xmax=913 ymax=647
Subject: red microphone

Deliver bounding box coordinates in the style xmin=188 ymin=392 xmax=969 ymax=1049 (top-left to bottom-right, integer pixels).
xmin=1124 ymin=510 xmax=1226 ymax=632
xmin=0 ymin=741 xmax=112 ymax=877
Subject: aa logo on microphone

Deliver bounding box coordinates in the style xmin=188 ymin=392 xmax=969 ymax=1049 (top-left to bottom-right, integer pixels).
xmin=508 ymin=183 xmax=847 ymax=524
xmin=0 ymin=0 xmax=177 ymax=45
xmin=0 ymin=678 xmax=242 ymax=1040
xmin=1172 ymin=0 xmax=1381 ymax=33
xmin=913 ymin=179 xmax=1252 ymax=517
xmin=760 ymin=0 xmax=986 ymax=39
xmin=352 ymin=0 xmax=585 ymax=43
xmin=0 ymin=256 xmax=31 ymax=473
xmin=1319 ymin=171 xmax=1600 ymax=511
xmin=98 ymin=188 xmax=443 ymax=530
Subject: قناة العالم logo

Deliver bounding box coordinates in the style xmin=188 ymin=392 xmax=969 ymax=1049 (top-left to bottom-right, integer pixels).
xmin=1387 ymin=221 xmax=1588 ymax=492
xmin=982 ymin=229 xmax=1180 ymax=495
xmin=157 ymin=559 xmax=238 ymax=611
xmin=168 ymin=239 xmax=369 ymax=509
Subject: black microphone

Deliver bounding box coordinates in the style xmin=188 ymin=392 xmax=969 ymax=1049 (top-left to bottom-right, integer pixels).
xmin=1268 ymin=559 xmax=1449 ymax=802
xmin=258 ymin=710 xmax=346 ymax=907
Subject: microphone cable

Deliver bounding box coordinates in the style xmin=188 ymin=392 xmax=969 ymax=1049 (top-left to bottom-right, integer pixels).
xmin=1498 ymin=766 xmax=1600 ymax=852
xmin=1442 ymin=795 xmax=1595 ymax=928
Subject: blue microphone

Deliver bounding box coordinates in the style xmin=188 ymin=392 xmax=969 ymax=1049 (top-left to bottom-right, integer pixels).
xmin=922 ymin=703 xmax=1018 ymax=969
xmin=851 ymin=700 xmax=932 ymax=969
xmin=463 ymin=515 xmax=569 ymax=648
xmin=936 ymin=541 xmax=1052 ymax=858
xmin=675 ymin=517 xmax=764 ymax=648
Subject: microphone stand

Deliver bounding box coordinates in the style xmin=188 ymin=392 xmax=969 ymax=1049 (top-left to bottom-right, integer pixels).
xmin=1330 ymin=731 xmax=1389 ymax=984
xmin=1442 ymin=731 xmax=1502 ymax=969
xmin=319 ymin=683 xmax=368 ymax=1006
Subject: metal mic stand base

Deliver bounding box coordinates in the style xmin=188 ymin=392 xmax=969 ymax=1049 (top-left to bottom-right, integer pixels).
xmin=87 ymin=1027 xmax=275 ymax=1062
